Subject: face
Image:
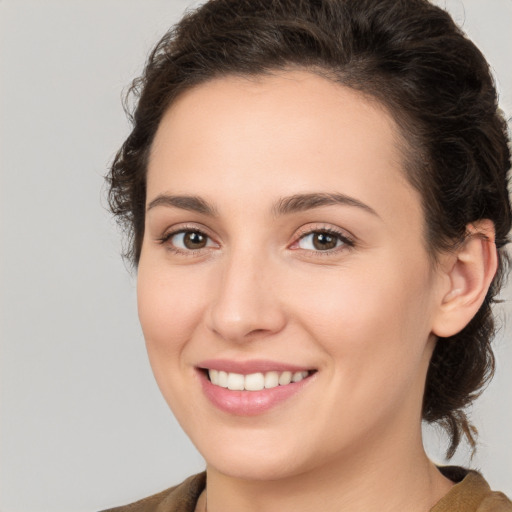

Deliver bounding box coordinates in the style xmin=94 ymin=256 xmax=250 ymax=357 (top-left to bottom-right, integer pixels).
xmin=138 ymin=71 xmax=446 ymax=480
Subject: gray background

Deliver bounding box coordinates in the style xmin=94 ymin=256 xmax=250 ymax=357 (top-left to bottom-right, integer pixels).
xmin=0 ymin=1 xmax=510 ymax=511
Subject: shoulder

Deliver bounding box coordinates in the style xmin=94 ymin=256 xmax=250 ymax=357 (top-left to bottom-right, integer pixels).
xmin=477 ymin=492 xmax=512 ymax=512
xmin=99 ymin=472 xmax=206 ymax=512
xmin=432 ymin=467 xmax=512 ymax=512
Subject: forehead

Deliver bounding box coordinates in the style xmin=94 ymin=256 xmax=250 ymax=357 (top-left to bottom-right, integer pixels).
xmin=147 ymin=70 xmax=421 ymax=226
xmin=150 ymin=70 xmax=403 ymax=170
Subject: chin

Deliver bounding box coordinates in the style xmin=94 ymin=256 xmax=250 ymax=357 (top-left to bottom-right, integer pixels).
xmin=207 ymin=453 xmax=308 ymax=482
xmin=192 ymin=426 xmax=326 ymax=482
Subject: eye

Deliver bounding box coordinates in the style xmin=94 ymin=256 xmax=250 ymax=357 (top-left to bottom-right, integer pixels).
xmin=162 ymin=229 xmax=217 ymax=252
xmin=294 ymin=229 xmax=353 ymax=252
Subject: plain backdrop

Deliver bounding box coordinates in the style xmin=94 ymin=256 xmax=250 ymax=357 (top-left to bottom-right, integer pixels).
xmin=0 ymin=1 xmax=511 ymax=511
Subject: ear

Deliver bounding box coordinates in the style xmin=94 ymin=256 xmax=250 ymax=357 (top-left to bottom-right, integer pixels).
xmin=432 ymin=220 xmax=498 ymax=338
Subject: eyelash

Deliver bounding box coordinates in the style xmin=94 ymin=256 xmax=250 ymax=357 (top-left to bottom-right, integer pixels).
xmin=291 ymin=226 xmax=355 ymax=256
xmin=157 ymin=225 xmax=217 ymax=256
xmin=157 ymin=225 xmax=355 ymax=257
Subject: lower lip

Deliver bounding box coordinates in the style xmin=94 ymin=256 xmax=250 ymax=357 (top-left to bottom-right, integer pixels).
xmin=199 ymin=371 xmax=313 ymax=416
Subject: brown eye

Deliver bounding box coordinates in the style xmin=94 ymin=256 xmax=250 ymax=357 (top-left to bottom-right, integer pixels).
xmin=297 ymin=231 xmax=345 ymax=251
xmin=312 ymin=233 xmax=338 ymax=250
xmin=168 ymin=230 xmax=214 ymax=251
xmin=183 ymin=231 xmax=207 ymax=249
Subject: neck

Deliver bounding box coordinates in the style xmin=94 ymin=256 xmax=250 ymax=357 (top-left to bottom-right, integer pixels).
xmin=204 ymin=427 xmax=453 ymax=512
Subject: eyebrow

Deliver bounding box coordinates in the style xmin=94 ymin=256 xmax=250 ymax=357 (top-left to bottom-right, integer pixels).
xmin=272 ymin=192 xmax=379 ymax=217
xmin=146 ymin=192 xmax=378 ymax=218
xmin=146 ymin=194 xmax=218 ymax=216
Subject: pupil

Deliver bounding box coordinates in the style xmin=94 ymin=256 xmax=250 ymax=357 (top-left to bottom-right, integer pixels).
xmin=313 ymin=233 xmax=337 ymax=250
xmin=184 ymin=232 xmax=206 ymax=249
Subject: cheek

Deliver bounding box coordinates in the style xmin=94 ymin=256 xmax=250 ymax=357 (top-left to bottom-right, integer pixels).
xmin=136 ymin=260 xmax=214 ymax=419
xmin=286 ymin=256 xmax=435 ymax=374
xmin=296 ymin=268 xmax=435 ymax=429
xmin=137 ymin=262 xmax=209 ymax=361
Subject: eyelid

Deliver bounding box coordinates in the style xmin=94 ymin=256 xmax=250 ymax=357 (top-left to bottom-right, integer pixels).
xmin=157 ymin=223 xmax=207 ymax=240
xmin=155 ymin=222 xmax=355 ymax=256
xmin=289 ymin=224 xmax=356 ymax=252
xmin=156 ymin=223 xmax=220 ymax=254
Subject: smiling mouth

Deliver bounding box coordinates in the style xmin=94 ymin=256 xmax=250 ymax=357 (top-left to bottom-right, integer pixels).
xmin=206 ymin=369 xmax=313 ymax=391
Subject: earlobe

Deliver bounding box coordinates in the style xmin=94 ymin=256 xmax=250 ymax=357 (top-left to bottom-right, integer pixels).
xmin=432 ymin=220 xmax=498 ymax=338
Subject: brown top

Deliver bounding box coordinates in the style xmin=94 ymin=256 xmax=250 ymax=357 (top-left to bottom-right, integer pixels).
xmin=431 ymin=467 xmax=512 ymax=512
xmin=101 ymin=467 xmax=512 ymax=512
xmin=101 ymin=473 xmax=206 ymax=512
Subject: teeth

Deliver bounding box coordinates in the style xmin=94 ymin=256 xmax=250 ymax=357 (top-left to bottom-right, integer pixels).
xmin=264 ymin=371 xmax=279 ymax=388
xmin=208 ymin=369 xmax=310 ymax=391
xmin=293 ymin=371 xmax=308 ymax=382
xmin=218 ymin=370 xmax=228 ymax=387
xmin=278 ymin=371 xmax=292 ymax=386
xmin=245 ymin=372 xmax=265 ymax=391
xmin=227 ymin=372 xmax=245 ymax=390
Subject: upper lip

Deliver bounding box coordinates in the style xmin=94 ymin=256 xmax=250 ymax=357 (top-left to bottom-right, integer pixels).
xmin=197 ymin=359 xmax=314 ymax=374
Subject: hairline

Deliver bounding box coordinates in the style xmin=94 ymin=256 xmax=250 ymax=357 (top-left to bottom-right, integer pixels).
xmin=139 ymin=64 xmax=439 ymax=266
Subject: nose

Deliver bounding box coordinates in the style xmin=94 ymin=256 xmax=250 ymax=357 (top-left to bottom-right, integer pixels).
xmin=206 ymin=249 xmax=287 ymax=342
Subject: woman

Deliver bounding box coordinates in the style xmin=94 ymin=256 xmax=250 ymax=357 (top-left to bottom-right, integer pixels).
xmin=104 ymin=0 xmax=512 ymax=510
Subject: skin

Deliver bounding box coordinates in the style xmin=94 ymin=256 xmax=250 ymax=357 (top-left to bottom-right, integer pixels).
xmin=137 ymin=70 xmax=494 ymax=512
